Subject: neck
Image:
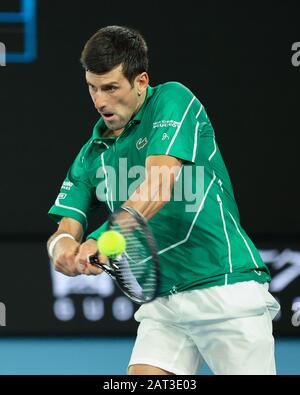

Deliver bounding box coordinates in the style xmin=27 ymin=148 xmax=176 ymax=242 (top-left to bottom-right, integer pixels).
xmin=113 ymin=128 xmax=124 ymax=137
xmin=103 ymin=128 xmax=124 ymax=137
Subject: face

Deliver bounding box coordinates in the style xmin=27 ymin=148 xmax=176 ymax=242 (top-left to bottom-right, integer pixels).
xmin=86 ymin=65 xmax=148 ymax=131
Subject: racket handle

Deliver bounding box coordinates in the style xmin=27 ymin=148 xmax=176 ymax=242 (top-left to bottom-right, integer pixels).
xmin=88 ymin=253 xmax=117 ymax=280
xmin=88 ymin=252 xmax=100 ymax=266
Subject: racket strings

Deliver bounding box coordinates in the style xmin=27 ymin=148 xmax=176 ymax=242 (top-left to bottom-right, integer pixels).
xmin=110 ymin=216 xmax=158 ymax=300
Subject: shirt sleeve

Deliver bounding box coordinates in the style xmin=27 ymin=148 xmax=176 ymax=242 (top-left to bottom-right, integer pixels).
xmin=86 ymin=221 xmax=108 ymax=241
xmin=146 ymin=82 xmax=207 ymax=163
xmin=48 ymin=140 xmax=96 ymax=232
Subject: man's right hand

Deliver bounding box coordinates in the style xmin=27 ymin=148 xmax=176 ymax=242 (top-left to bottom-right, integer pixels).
xmin=52 ymin=237 xmax=82 ymax=276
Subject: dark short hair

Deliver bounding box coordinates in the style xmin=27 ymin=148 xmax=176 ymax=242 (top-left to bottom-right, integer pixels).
xmin=80 ymin=25 xmax=148 ymax=84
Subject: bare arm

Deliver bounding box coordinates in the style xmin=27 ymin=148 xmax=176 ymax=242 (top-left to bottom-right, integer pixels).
xmin=47 ymin=217 xmax=84 ymax=246
xmin=123 ymin=154 xmax=182 ymax=219
xmin=75 ymin=155 xmax=182 ymax=270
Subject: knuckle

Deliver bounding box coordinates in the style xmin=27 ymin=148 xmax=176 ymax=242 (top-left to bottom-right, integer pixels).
xmin=64 ymin=251 xmax=74 ymax=261
xmin=76 ymin=253 xmax=84 ymax=263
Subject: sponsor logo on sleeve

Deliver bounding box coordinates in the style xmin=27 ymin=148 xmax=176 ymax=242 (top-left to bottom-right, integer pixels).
xmin=153 ymin=120 xmax=180 ymax=128
xmin=58 ymin=193 xmax=67 ymax=200
xmin=61 ymin=181 xmax=73 ymax=191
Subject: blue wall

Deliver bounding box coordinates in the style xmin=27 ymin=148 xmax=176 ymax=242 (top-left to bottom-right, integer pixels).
xmin=0 ymin=337 xmax=299 ymax=375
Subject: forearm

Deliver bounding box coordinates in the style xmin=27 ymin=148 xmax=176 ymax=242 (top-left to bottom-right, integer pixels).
xmin=123 ymin=155 xmax=182 ymax=220
xmin=86 ymin=179 xmax=165 ymax=242
xmin=123 ymin=177 xmax=170 ymax=220
xmin=47 ymin=217 xmax=83 ymax=247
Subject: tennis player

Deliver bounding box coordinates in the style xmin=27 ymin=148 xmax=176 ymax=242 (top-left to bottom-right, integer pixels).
xmin=47 ymin=25 xmax=280 ymax=375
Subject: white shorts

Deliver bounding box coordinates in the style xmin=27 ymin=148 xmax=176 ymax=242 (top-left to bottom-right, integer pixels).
xmin=128 ymin=281 xmax=281 ymax=375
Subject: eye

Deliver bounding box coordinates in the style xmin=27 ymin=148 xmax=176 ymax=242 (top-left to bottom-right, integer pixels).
xmin=105 ymin=86 xmax=118 ymax=92
xmin=88 ymin=84 xmax=97 ymax=93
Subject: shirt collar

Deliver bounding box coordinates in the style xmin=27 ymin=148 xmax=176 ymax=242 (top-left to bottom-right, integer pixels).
xmin=91 ymin=85 xmax=154 ymax=141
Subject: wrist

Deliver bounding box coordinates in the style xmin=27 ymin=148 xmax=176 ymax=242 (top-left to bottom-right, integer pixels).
xmin=48 ymin=233 xmax=76 ymax=259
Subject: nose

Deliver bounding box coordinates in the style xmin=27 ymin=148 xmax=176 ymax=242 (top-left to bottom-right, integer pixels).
xmin=92 ymin=91 xmax=107 ymax=111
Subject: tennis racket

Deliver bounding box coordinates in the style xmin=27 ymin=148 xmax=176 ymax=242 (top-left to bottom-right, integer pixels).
xmin=89 ymin=206 xmax=160 ymax=304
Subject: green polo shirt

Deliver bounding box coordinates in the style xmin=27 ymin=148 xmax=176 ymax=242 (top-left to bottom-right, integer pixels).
xmin=49 ymin=82 xmax=270 ymax=296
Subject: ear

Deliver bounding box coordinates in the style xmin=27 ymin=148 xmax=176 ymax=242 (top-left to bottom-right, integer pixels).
xmin=136 ymin=72 xmax=149 ymax=95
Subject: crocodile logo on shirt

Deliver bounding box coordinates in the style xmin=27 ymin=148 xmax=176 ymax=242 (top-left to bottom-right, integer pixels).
xmin=136 ymin=137 xmax=148 ymax=150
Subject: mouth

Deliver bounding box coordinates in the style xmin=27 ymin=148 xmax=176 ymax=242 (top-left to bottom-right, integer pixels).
xmin=101 ymin=112 xmax=115 ymax=121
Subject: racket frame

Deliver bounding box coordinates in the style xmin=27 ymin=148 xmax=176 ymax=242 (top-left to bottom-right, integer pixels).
xmin=89 ymin=206 xmax=160 ymax=304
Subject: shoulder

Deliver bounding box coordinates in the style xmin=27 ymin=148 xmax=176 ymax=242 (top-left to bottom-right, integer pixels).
xmin=151 ymin=82 xmax=196 ymax=108
xmin=155 ymin=81 xmax=194 ymax=97
xmin=150 ymin=81 xmax=200 ymax=113
xmin=73 ymin=137 xmax=94 ymax=165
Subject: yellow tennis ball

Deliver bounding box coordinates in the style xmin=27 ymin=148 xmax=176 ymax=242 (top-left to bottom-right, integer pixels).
xmin=97 ymin=230 xmax=126 ymax=257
